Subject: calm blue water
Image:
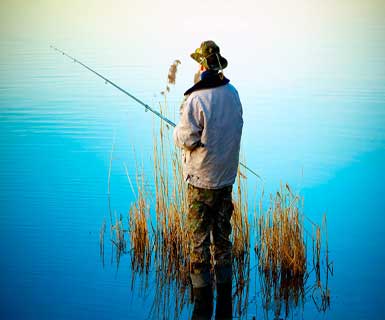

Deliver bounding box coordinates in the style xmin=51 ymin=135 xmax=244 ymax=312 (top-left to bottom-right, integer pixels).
xmin=1 ymin=28 xmax=385 ymax=319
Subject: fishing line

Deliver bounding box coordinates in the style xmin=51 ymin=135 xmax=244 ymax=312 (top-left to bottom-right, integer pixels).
xmin=50 ymin=45 xmax=261 ymax=180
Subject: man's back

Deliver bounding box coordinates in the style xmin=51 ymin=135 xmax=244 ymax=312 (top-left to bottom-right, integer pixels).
xmin=174 ymin=82 xmax=243 ymax=189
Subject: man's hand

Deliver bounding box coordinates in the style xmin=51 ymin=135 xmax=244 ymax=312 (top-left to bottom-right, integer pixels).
xmin=194 ymin=141 xmax=205 ymax=149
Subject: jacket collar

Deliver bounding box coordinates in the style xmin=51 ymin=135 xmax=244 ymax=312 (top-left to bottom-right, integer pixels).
xmin=184 ymin=70 xmax=230 ymax=96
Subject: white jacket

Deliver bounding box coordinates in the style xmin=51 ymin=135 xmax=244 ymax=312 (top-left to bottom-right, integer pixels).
xmin=173 ymin=83 xmax=243 ymax=189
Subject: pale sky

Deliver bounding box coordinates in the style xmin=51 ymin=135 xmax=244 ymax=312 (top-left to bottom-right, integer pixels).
xmin=1 ymin=0 xmax=384 ymax=89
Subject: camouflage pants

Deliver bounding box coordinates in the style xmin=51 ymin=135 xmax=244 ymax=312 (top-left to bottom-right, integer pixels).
xmin=187 ymin=183 xmax=233 ymax=288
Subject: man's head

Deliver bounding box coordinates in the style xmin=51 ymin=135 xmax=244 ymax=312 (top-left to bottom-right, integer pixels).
xmin=191 ymin=41 xmax=228 ymax=72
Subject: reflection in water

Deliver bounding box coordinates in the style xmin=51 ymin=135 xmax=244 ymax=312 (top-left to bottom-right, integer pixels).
xmin=99 ymin=218 xmax=106 ymax=268
xmin=310 ymin=215 xmax=332 ymax=313
xmin=233 ymin=248 xmax=250 ymax=317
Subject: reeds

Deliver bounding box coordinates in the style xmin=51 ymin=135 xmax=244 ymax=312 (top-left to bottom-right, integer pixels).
xmin=232 ymin=166 xmax=251 ymax=316
xmin=232 ymin=166 xmax=250 ymax=259
xmin=150 ymin=89 xmax=191 ymax=318
xmin=128 ymin=167 xmax=151 ymax=274
xmin=256 ymin=183 xmax=307 ymax=317
xmin=101 ymin=60 xmax=332 ymax=319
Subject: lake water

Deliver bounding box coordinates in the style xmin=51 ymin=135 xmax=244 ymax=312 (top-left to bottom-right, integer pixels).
xmin=1 ymin=9 xmax=385 ymax=319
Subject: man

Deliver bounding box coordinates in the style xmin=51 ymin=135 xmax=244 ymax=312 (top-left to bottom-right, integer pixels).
xmin=173 ymin=41 xmax=243 ymax=319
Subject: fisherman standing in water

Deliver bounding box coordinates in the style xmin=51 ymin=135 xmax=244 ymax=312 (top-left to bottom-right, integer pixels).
xmin=174 ymin=41 xmax=243 ymax=319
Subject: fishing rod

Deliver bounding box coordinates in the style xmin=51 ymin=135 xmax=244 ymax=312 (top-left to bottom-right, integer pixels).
xmin=50 ymin=45 xmax=261 ymax=180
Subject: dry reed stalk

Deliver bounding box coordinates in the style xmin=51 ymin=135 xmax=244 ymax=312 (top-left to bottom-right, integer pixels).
xmin=128 ymin=166 xmax=151 ymax=273
xmin=232 ymin=166 xmax=250 ymax=259
xmin=107 ymin=133 xmax=116 ymax=226
xmin=123 ymin=162 xmax=137 ymax=202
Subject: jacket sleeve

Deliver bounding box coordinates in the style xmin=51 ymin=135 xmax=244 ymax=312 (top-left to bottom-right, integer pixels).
xmin=173 ymin=95 xmax=204 ymax=150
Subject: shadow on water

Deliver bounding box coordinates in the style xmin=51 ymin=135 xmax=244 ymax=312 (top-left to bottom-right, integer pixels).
xmin=98 ymin=62 xmax=332 ymax=319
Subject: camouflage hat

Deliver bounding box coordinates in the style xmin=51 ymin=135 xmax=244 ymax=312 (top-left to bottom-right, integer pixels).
xmin=190 ymin=40 xmax=228 ymax=71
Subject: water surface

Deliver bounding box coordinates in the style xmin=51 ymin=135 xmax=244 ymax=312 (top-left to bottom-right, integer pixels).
xmin=1 ymin=2 xmax=385 ymax=319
